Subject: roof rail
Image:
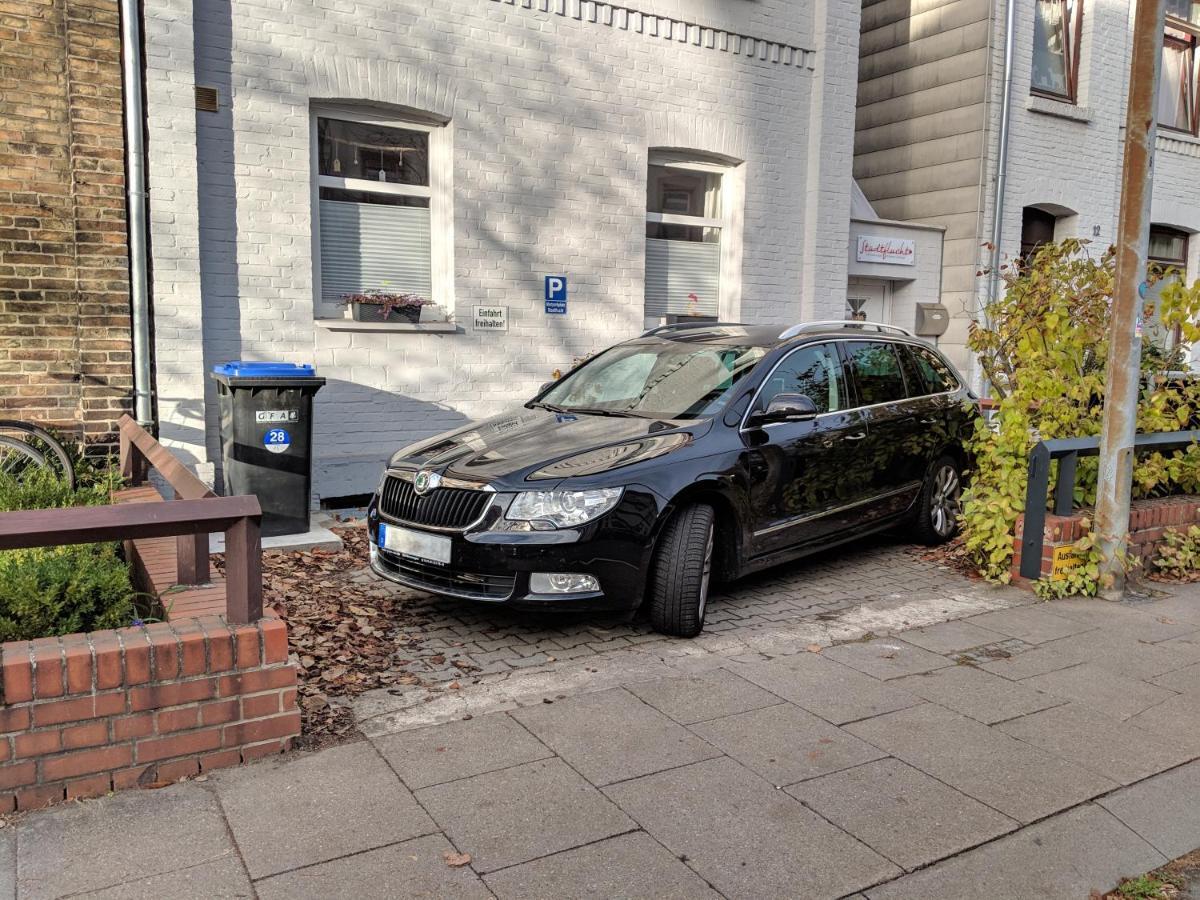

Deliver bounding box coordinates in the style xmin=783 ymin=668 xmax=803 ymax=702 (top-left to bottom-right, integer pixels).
xmin=778 ymin=320 xmax=915 ymax=340
xmin=640 ymin=321 xmax=742 ymax=338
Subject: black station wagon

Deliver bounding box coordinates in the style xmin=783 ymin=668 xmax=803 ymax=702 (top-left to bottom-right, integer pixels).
xmin=368 ymin=321 xmax=976 ymax=637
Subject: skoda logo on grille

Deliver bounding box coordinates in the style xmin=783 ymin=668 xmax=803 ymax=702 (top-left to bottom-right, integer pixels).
xmin=413 ymin=470 xmax=441 ymax=496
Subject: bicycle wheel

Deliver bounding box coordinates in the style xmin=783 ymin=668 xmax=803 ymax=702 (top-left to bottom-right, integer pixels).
xmin=0 ymin=420 xmax=75 ymax=491
xmin=0 ymin=435 xmax=48 ymax=482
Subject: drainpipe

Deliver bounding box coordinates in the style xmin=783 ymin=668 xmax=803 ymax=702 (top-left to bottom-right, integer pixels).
xmin=118 ymin=0 xmax=154 ymax=427
xmin=981 ymin=0 xmax=1018 ymax=388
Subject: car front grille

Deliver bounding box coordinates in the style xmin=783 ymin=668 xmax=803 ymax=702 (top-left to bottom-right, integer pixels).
xmin=378 ymin=474 xmax=491 ymax=530
xmin=374 ymin=549 xmax=515 ymax=601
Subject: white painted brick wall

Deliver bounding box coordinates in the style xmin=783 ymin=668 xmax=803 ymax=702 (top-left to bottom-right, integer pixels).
xmin=144 ymin=0 xmax=861 ymax=498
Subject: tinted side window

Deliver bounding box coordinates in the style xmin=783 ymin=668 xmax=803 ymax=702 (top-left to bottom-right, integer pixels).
xmin=897 ymin=345 xmax=928 ymax=398
xmin=758 ymin=344 xmax=845 ymax=414
xmin=845 ymin=341 xmax=907 ymax=406
xmin=911 ymin=346 xmax=959 ymax=393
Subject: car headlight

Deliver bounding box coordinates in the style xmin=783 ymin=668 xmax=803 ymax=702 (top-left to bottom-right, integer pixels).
xmin=506 ymin=488 xmax=624 ymax=529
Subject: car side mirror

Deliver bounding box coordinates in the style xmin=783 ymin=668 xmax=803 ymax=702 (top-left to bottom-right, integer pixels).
xmin=752 ymin=393 xmax=819 ymax=425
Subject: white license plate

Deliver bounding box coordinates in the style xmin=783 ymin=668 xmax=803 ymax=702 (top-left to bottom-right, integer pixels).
xmin=379 ymin=523 xmax=452 ymax=565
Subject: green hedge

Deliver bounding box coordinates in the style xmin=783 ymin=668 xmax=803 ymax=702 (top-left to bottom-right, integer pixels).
xmin=0 ymin=466 xmax=136 ymax=643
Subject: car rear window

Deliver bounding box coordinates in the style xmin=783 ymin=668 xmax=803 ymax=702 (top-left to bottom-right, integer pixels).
xmin=910 ymin=345 xmax=959 ymax=394
xmin=845 ymin=341 xmax=907 ymax=406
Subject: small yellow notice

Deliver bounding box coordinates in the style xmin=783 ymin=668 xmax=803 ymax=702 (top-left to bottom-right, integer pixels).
xmin=1050 ymin=546 xmax=1087 ymax=581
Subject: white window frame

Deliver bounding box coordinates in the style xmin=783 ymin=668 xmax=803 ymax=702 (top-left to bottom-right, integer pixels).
xmin=309 ymin=104 xmax=454 ymax=320
xmin=644 ymin=150 xmax=744 ymax=327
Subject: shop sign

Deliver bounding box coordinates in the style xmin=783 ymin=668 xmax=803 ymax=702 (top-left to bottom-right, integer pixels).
xmin=472 ymin=306 xmax=508 ymax=332
xmin=856 ymin=236 xmax=916 ymax=266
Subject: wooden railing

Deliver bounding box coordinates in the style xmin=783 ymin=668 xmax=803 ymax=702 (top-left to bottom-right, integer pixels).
xmin=0 ymin=415 xmax=264 ymax=623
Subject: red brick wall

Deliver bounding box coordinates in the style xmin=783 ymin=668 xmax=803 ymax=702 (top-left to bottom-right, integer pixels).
xmin=0 ymin=0 xmax=133 ymax=452
xmin=1012 ymin=496 xmax=1200 ymax=582
xmin=0 ymin=616 xmax=299 ymax=811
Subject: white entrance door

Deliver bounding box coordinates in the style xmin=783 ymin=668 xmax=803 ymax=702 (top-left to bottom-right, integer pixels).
xmin=846 ymin=280 xmax=888 ymax=323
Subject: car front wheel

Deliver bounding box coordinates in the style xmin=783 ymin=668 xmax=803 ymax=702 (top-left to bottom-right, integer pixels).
xmin=913 ymin=455 xmax=962 ymax=545
xmin=648 ymin=503 xmax=715 ymax=638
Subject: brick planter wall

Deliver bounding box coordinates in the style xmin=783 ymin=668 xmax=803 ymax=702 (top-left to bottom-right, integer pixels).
xmin=1011 ymin=495 xmax=1200 ymax=583
xmin=0 ymin=615 xmax=299 ymax=812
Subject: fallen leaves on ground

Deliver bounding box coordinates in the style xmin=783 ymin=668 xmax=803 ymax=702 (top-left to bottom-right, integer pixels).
xmin=443 ymin=851 xmax=473 ymax=868
xmin=216 ymin=524 xmax=444 ymax=747
xmin=910 ymin=536 xmax=978 ymax=578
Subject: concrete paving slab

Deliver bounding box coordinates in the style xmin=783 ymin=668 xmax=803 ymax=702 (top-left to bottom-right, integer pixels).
xmin=822 ymin=638 xmax=953 ymax=680
xmin=1041 ymin=598 xmax=1196 ymax=642
xmin=891 ymin=665 xmax=1062 ymax=725
xmin=1022 ymin=663 xmax=1177 ymax=720
xmin=733 ymin=653 xmax=923 ymax=725
xmin=1125 ymin=691 xmax=1200 ymax=755
xmin=624 ymin=668 xmax=781 ymax=725
xmin=0 ymin=829 xmax=12 ymax=900
xmin=1133 ymin=595 xmax=1200 ymax=627
xmin=1099 ymin=761 xmax=1200 ymax=859
xmin=370 ymin=712 xmax=552 ymax=789
xmin=604 ymin=757 xmax=899 ymax=899
xmin=1151 ymin=659 xmax=1200 ymax=693
xmin=786 ymin=757 xmax=1017 ymax=871
xmin=78 ymin=857 xmax=252 ymax=900
xmin=963 ymin=605 xmax=1094 ymax=644
xmin=865 ymin=804 xmax=1166 ymax=900
xmin=995 ymin=702 xmax=1194 ymax=785
xmin=1156 ymin=631 xmax=1200 ymax=665
xmin=898 ymin=619 xmax=1007 ymax=654
xmin=510 ymin=688 xmax=719 ymax=785
xmin=255 ymin=834 xmax=491 ymax=900
xmin=416 ymin=758 xmax=634 ymax=873
xmin=15 ymin=783 xmax=234 ymax=900
xmin=846 ymin=703 xmax=1115 ymax=823
xmin=212 ymin=742 xmax=435 ymax=880
xmin=979 ymin=628 xmax=1192 ymax=681
xmin=690 ymin=702 xmax=886 ymax=787
xmin=482 ymin=831 xmax=720 ymax=900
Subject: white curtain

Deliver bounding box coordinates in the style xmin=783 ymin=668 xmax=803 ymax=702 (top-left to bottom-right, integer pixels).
xmin=1032 ymin=0 xmax=1067 ymax=94
xmin=1159 ymin=43 xmax=1190 ymax=131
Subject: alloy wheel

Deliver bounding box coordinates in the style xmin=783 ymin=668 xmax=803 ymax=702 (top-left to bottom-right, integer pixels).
xmin=697 ymin=524 xmax=715 ymax=619
xmin=931 ymin=464 xmax=961 ymax=538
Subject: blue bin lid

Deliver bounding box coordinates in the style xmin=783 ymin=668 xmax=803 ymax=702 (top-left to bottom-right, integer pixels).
xmin=212 ymin=361 xmax=316 ymax=378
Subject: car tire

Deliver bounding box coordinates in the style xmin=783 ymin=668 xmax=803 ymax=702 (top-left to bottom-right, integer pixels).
xmin=648 ymin=503 xmax=716 ymax=638
xmin=913 ymin=454 xmax=962 ymax=545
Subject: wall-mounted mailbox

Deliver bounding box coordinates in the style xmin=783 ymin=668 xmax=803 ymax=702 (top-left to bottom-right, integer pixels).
xmin=915 ymin=302 xmax=950 ymax=337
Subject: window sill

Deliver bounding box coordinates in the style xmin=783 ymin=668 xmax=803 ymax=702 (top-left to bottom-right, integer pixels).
xmin=1157 ymin=129 xmax=1200 ymax=152
xmin=313 ymin=318 xmax=459 ymax=333
xmin=1026 ymin=95 xmax=1091 ymax=123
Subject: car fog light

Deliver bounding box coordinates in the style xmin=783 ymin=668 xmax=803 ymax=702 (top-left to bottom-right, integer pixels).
xmin=530 ymin=573 xmax=600 ymax=594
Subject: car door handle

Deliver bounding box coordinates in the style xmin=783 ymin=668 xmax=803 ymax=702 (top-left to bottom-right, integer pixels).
xmin=844 ymin=432 xmax=867 ymax=441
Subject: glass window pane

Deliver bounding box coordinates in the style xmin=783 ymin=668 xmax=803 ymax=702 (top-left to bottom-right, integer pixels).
xmin=1167 ymin=0 xmax=1200 ymax=24
xmin=758 ymin=345 xmax=845 ymax=414
xmin=318 ymin=187 xmax=430 ymax=208
xmin=647 ymin=164 xmax=722 ymax=219
xmin=318 ymin=118 xmax=429 ymax=186
xmin=1159 ymin=36 xmax=1194 ymax=132
xmin=1150 ymin=226 xmax=1189 ymax=264
xmin=1032 ymin=0 xmax=1069 ymax=95
xmin=913 ymin=347 xmax=959 ymax=393
xmin=846 ymin=341 xmax=907 ymax=405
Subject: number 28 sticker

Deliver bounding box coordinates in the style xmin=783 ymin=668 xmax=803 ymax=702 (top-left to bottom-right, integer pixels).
xmin=264 ymin=428 xmax=291 ymax=454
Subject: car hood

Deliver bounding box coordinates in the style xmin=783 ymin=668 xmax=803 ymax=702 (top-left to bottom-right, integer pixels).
xmin=388 ymin=408 xmax=704 ymax=487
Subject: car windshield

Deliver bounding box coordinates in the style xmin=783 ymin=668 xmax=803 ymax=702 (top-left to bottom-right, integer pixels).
xmin=536 ymin=341 xmax=767 ymax=420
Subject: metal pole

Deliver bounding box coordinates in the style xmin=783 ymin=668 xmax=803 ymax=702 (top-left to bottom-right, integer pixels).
xmin=1095 ymin=0 xmax=1166 ymax=598
xmin=118 ymin=0 xmax=154 ymax=428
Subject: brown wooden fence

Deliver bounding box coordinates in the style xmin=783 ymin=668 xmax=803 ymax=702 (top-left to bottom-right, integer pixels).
xmin=0 ymin=415 xmax=263 ymax=623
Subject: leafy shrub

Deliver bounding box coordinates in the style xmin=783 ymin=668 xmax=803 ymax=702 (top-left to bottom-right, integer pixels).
xmin=961 ymin=240 xmax=1200 ymax=594
xmin=0 ymin=464 xmax=135 ymax=641
xmin=1153 ymin=525 xmax=1200 ymax=581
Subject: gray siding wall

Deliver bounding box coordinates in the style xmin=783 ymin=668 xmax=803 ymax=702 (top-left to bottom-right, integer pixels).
xmin=853 ymin=0 xmax=992 ymax=370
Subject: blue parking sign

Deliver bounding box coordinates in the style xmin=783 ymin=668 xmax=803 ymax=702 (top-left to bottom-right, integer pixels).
xmin=545 ymin=275 xmax=567 ymax=314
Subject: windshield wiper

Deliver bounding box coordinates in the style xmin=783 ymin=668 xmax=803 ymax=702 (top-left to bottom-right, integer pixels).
xmin=564 ymin=406 xmax=647 ymax=419
xmin=529 ymin=401 xmax=569 ymax=413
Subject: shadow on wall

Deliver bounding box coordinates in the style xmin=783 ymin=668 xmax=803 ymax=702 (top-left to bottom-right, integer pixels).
xmin=309 ymin=379 xmax=472 ymax=501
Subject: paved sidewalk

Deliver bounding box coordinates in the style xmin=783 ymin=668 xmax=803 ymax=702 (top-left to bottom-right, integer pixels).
xmin=8 ymin=587 xmax=1200 ymax=898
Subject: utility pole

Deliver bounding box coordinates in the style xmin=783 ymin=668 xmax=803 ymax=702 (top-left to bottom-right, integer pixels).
xmin=1095 ymin=0 xmax=1167 ymax=598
